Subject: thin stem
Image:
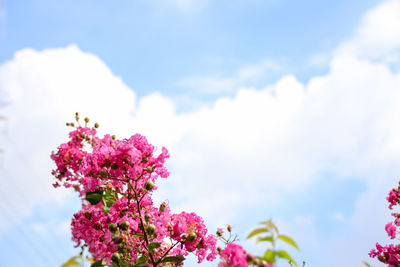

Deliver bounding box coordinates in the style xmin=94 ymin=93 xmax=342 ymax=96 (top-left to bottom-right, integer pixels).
xmin=134 ymin=182 xmax=157 ymax=267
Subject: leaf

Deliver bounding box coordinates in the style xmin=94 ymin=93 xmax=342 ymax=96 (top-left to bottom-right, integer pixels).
xmin=275 ymin=250 xmax=298 ymax=267
xmin=277 ymin=234 xmax=300 ymax=250
xmin=247 ymin=228 xmax=269 ymax=239
xmin=263 ymin=249 xmax=276 ymax=264
xmin=266 ymin=220 xmax=279 ymax=234
xmin=161 ymin=255 xmax=185 ymax=263
xmin=61 ymin=256 xmax=81 ymax=267
xmin=85 ymin=190 xmax=103 ymax=205
xmin=362 ymin=261 xmax=372 ymax=267
xmin=148 ymin=242 xmax=161 ymax=250
xmin=136 ymin=256 xmax=147 ymax=265
xmin=256 ymin=235 xmax=274 ymax=243
xmin=90 ymin=259 xmax=103 ymax=267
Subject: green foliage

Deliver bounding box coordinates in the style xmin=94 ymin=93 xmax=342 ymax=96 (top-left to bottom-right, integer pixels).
xmin=91 ymin=259 xmax=104 ymax=267
xmin=247 ymin=218 xmax=300 ymax=267
xmin=61 ymin=256 xmax=81 ymax=267
xmin=85 ymin=190 xmax=104 ymax=205
xmin=362 ymin=260 xmax=372 ymax=267
xmin=160 ymin=255 xmax=185 ymax=264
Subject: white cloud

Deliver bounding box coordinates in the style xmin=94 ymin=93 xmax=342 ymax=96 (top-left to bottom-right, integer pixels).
xmin=337 ymin=0 xmax=400 ymax=62
xmin=1 ymin=1 xmax=400 ymax=266
xmin=177 ymin=60 xmax=284 ymax=94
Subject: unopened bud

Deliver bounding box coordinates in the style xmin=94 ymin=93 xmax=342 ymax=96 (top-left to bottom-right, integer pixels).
xmin=94 ymin=122 xmax=99 ymax=128
xmin=84 ymin=117 xmax=89 ymax=123
xmin=119 ymin=221 xmax=130 ymax=231
xmin=144 ymin=213 xmax=151 ymax=223
xmin=146 ymin=166 xmax=153 ymax=173
xmin=112 ymin=231 xmax=121 ymax=243
xmin=93 ymin=222 xmax=102 ymax=230
xmin=187 ymin=232 xmax=198 ymax=242
xmin=146 ymin=224 xmax=156 ymax=235
xmin=145 ymin=181 xmax=154 ymax=191
xmin=160 ymin=202 xmax=167 ymax=212
xmin=227 ymin=225 xmax=232 ymax=232
xmin=111 ymin=163 xmax=118 ymax=170
xmin=112 ymin=135 xmax=116 ymax=140
xmin=111 ymin=252 xmax=121 ymax=263
xmin=196 ymin=239 xmax=204 ymax=249
xmin=83 ymin=210 xmax=92 ymax=220
xmin=108 ymin=223 xmax=118 ymax=233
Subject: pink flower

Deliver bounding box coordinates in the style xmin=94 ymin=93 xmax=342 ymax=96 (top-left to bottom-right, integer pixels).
xmin=387 ymin=189 xmax=400 ymax=209
xmin=219 ymin=243 xmax=248 ymax=267
xmin=385 ymin=222 xmax=397 ymax=239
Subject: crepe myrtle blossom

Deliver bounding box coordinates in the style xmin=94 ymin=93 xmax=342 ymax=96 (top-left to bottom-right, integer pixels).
xmin=52 ymin=114 xmax=217 ymax=266
xmin=53 ymin=114 xmax=277 ymax=267
xmin=370 ymin=181 xmax=400 ymax=266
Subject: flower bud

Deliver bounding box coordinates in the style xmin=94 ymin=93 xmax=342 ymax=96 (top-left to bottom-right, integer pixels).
xmin=119 ymin=221 xmax=130 ymax=231
xmin=112 ymin=231 xmax=121 ymax=243
xmin=83 ymin=210 xmax=92 ymax=220
xmin=84 ymin=117 xmax=89 ymax=123
xmin=94 ymin=122 xmax=99 ymax=128
xmin=160 ymin=202 xmax=166 ymax=212
xmin=196 ymin=239 xmax=204 ymax=249
xmin=187 ymin=232 xmax=198 ymax=242
xmin=93 ymin=222 xmax=102 ymax=230
xmin=145 ymin=181 xmax=154 ymax=191
xmin=146 ymin=224 xmax=156 ymax=235
xmin=108 ymin=223 xmax=118 ymax=233
xmin=146 ymin=166 xmax=153 ymax=173
xmin=227 ymin=225 xmax=232 ymax=232
xmin=111 ymin=252 xmax=121 ymax=263
xmin=111 ymin=163 xmax=118 ymax=170
xmin=144 ymin=213 xmax=151 ymax=223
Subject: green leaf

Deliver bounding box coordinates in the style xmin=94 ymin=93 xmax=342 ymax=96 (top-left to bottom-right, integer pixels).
xmin=61 ymin=256 xmax=81 ymax=267
xmin=277 ymin=234 xmax=300 ymax=250
xmin=247 ymin=228 xmax=269 ymax=239
xmin=136 ymin=256 xmax=147 ymax=265
xmin=256 ymin=235 xmax=274 ymax=243
xmin=264 ymin=249 xmax=276 ymax=264
xmin=85 ymin=190 xmax=103 ymax=205
xmin=148 ymin=242 xmax=161 ymax=250
xmin=362 ymin=261 xmax=372 ymax=267
xmin=275 ymin=250 xmax=298 ymax=267
xmin=90 ymin=259 xmax=103 ymax=267
xmin=161 ymin=255 xmax=185 ymax=263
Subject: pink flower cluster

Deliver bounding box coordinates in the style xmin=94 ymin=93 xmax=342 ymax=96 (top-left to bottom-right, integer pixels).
xmin=370 ymin=183 xmax=400 ymax=266
xmin=218 ymin=243 xmax=275 ymax=267
xmin=51 ymin=118 xmax=217 ymax=266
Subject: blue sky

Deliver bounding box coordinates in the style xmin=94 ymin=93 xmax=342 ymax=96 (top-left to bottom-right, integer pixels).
xmin=1 ymin=0 xmax=400 ymax=266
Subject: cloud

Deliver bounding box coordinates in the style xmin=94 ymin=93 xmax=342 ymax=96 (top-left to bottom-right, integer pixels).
xmin=0 ymin=1 xmax=400 ymax=266
xmin=337 ymin=0 xmax=400 ymax=62
xmin=177 ymin=60 xmax=284 ymax=94
xmin=0 ymin=44 xmax=137 ymax=232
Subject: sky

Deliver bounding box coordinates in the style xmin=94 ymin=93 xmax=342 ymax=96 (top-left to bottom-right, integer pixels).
xmin=0 ymin=0 xmax=400 ymax=266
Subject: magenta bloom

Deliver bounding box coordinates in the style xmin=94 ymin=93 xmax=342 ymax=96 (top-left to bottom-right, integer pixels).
xmin=219 ymin=243 xmax=248 ymax=267
xmin=385 ymin=222 xmax=397 ymax=239
xmin=51 ymin=122 xmax=217 ymax=266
